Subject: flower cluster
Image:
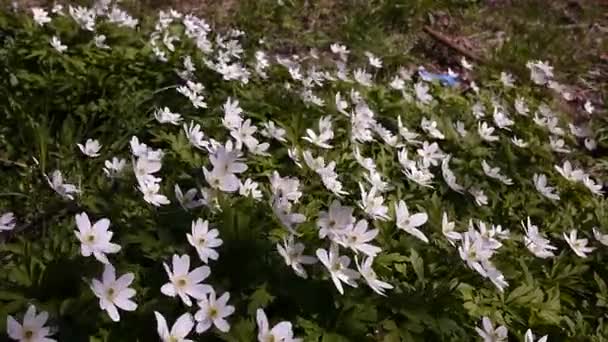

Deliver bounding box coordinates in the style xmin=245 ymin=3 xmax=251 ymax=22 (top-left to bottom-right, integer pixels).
xmin=1 ymin=1 xmax=607 ymax=341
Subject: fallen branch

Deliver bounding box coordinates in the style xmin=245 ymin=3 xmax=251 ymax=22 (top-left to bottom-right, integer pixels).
xmin=423 ymin=26 xmax=485 ymax=63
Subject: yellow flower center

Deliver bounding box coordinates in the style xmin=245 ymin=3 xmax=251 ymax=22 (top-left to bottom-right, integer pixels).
xmin=176 ymin=278 xmax=187 ymax=288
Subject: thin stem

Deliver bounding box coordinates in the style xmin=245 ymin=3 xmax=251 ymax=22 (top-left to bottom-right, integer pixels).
xmin=0 ymin=158 xmax=28 ymax=169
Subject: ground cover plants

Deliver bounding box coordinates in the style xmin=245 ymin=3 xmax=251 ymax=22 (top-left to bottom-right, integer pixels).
xmin=1 ymin=1 xmax=608 ymax=341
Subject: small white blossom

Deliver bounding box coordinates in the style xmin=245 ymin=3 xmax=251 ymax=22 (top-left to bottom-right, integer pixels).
xmin=476 ymin=316 xmax=508 ymax=342
xmin=31 ymin=8 xmax=52 ymax=26
xmin=395 ymin=200 xmax=428 ymax=243
xmin=533 ymin=174 xmax=560 ymax=201
xmin=77 ymin=138 xmax=102 ymax=157
xmin=161 ymin=254 xmax=212 ymax=306
xmin=74 ymin=212 xmax=121 ymax=264
xmin=0 ymin=212 xmax=16 ymax=232
xmin=187 ymin=219 xmax=223 ymax=263
xmin=194 ymin=290 xmax=235 ymax=333
xmin=154 ymin=107 xmax=182 ymax=125
xmin=277 ymin=235 xmax=317 ymax=279
xmin=90 ymin=263 xmax=137 ymax=322
xmin=564 ymin=229 xmax=594 ymax=258
xmin=316 ymin=243 xmax=360 ymax=294
xmin=7 ymin=305 xmax=55 ymax=342
xmin=50 ymin=36 xmax=67 ymax=53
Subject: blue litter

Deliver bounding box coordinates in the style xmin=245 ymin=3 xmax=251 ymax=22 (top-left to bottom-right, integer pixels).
xmin=418 ymin=70 xmax=459 ymax=87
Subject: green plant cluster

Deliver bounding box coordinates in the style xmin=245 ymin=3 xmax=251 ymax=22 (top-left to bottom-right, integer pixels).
xmin=1 ymin=3 xmax=608 ymax=342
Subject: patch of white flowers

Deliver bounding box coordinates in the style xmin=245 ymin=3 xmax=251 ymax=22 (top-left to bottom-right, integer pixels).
xmin=2 ymin=2 xmax=606 ymax=340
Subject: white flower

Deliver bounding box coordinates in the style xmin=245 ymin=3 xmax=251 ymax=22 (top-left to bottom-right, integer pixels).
xmin=472 ymin=102 xmax=486 ymax=119
xmin=183 ymin=121 xmax=207 ymax=150
xmin=69 ymin=5 xmax=96 ymax=31
xmin=533 ymin=174 xmax=560 ymax=201
xmin=316 ymin=243 xmax=360 ymax=294
xmin=45 ymin=170 xmax=80 ymax=200
xmin=524 ymin=329 xmax=548 ymax=342
xmin=455 ymin=121 xmax=468 ymax=137
xmin=317 ymin=200 xmax=355 ymax=240
xmin=478 ymin=122 xmax=499 ymax=142
xmin=302 ymin=116 xmax=334 ymax=149
xmin=353 ymin=68 xmax=373 ymax=86
xmin=511 ymin=136 xmax=528 ymax=148
xmin=155 ymin=107 xmax=182 ymax=125
xmin=90 ymin=263 xmax=137 ymax=322
xmin=357 ymin=184 xmax=389 ymax=221
xmin=527 ymin=60 xmax=554 ymax=85
xmin=0 ymin=212 xmax=16 ymax=231
xmin=31 ymin=8 xmax=51 ymax=26
xmin=420 ymin=117 xmax=444 ymax=140
xmin=584 ymin=100 xmax=594 ymax=114
xmin=256 ymin=308 xmax=300 ymax=342
xmin=441 ymin=155 xmax=465 ymax=193
xmin=77 ymin=138 xmax=102 ymax=157
xmin=514 ymin=97 xmax=530 ymax=116
xmin=335 ymin=219 xmax=381 ymax=257
xmin=94 ymin=35 xmax=110 ymax=49
xmin=442 ymin=212 xmax=461 ymax=246
xmin=204 ymin=142 xmax=247 ymax=193
xmin=103 ymin=157 xmax=126 ymax=178
xmin=414 ymin=82 xmax=433 ymax=104
xmin=390 ymin=76 xmax=405 ymax=90
xmin=493 ymin=107 xmax=514 ymax=130
xmin=554 ymin=161 xmax=585 ymax=182
xmin=584 ymin=138 xmax=597 ymax=151
xmin=261 ymin=121 xmax=287 ymax=142
xmin=549 ymin=136 xmax=570 ymax=154
xmin=154 ymin=311 xmax=194 ymax=342
xmin=352 ymin=146 xmax=376 ymax=171
xmin=521 ymin=217 xmax=556 ymax=259
xmin=161 ymin=254 xmax=212 ymax=306
xmin=7 ymin=305 xmax=55 ymax=342
xmin=469 ymin=187 xmax=488 ymax=206
xmin=138 ymin=180 xmax=170 ymax=207
xmin=187 ymin=219 xmax=223 ymax=263
xmin=365 ymin=51 xmax=382 ymax=68
xmin=583 ymin=176 xmax=604 ymax=196
xmin=237 ymin=178 xmax=261 ymax=200
xmin=402 ymin=161 xmax=434 ymax=188
xmin=74 ymin=212 xmax=121 ymax=264
xmin=356 ymin=256 xmax=393 ymax=296
xmin=330 ymin=43 xmax=349 ymax=61
xmin=475 ymin=316 xmax=507 ymax=342
xmin=277 ymin=235 xmax=317 ymax=279
xmin=395 ymin=200 xmax=428 ymax=243
xmin=272 ymin=197 xmax=306 ymax=233
xmin=461 ymin=57 xmax=473 ymax=70
xmin=194 ymin=289 xmax=235 ymax=333
xmin=417 ymin=141 xmax=444 ymax=167
xmin=50 ymin=36 xmax=67 ymax=53
xmin=564 ymin=229 xmax=594 ymax=258
xmin=397 ymin=117 xmax=421 ymax=144
xmin=107 ymin=6 xmax=138 ymax=28
xmin=499 ymin=72 xmax=515 ymax=88
xmin=593 ymin=227 xmax=608 ymax=246
xmin=174 ymin=185 xmax=204 ymax=210
xmin=230 ymin=119 xmax=259 ymax=151
xmin=220 ymin=97 xmax=243 ymax=130
xmin=482 ymin=160 xmax=513 ymax=185
xmin=269 ymin=171 xmax=302 ymax=203
xmin=177 ymin=81 xmax=207 ymax=109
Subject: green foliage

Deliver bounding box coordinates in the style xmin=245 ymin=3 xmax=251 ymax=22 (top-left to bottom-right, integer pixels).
xmin=0 ymin=2 xmax=608 ymax=342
